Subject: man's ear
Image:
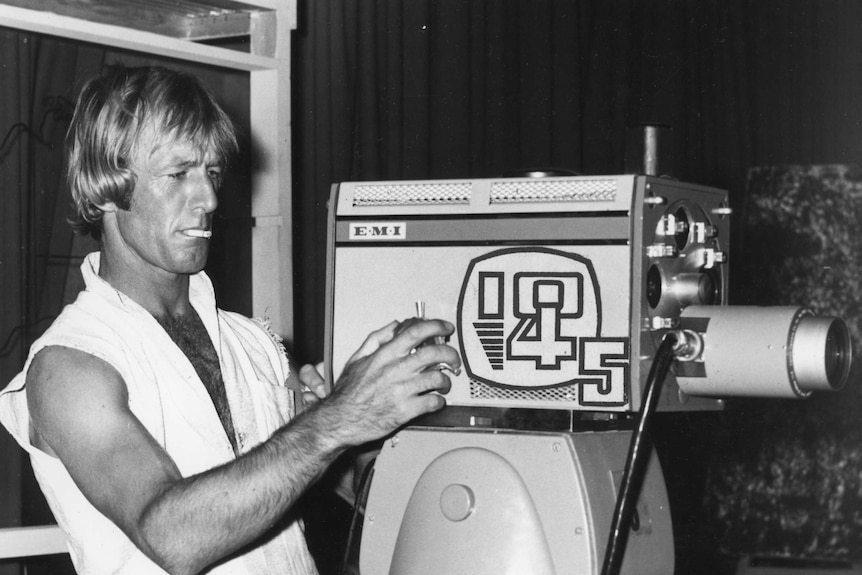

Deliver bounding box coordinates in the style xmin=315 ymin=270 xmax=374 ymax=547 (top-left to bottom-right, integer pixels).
xmin=96 ymin=201 xmax=119 ymax=214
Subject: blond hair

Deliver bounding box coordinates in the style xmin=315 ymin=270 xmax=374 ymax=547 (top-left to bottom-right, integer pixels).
xmin=66 ymin=65 xmax=239 ymax=239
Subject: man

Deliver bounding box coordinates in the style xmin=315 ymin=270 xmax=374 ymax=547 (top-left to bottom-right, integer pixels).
xmin=0 ymin=65 xmax=460 ymax=575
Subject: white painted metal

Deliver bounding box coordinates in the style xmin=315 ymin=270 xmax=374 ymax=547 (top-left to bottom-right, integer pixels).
xmin=0 ymin=525 xmax=68 ymax=558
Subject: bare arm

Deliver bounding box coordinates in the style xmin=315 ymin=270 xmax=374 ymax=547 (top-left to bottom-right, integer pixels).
xmin=27 ymin=319 xmax=460 ymax=575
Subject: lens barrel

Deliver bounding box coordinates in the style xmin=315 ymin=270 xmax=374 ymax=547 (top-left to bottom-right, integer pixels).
xmin=792 ymin=316 xmax=852 ymax=393
xmin=675 ymin=306 xmax=852 ymax=398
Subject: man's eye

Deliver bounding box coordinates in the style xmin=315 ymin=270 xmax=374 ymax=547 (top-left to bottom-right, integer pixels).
xmin=208 ymin=170 xmax=223 ymax=188
xmin=168 ymin=171 xmax=188 ymax=179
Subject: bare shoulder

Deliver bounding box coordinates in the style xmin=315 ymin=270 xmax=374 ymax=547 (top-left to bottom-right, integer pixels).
xmin=26 ymin=345 xmax=128 ymax=456
xmin=28 ymin=345 xmax=124 ymax=385
xmin=26 ymin=345 xmax=181 ymax=535
xmin=27 ymin=345 xmax=128 ymax=410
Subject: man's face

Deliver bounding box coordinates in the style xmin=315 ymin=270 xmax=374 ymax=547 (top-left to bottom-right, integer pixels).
xmin=111 ymin=135 xmax=223 ymax=278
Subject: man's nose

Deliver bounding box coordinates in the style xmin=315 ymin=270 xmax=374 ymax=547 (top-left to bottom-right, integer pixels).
xmin=190 ymin=170 xmax=219 ymax=213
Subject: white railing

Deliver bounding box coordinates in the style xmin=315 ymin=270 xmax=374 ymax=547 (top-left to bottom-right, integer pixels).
xmin=0 ymin=525 xmax=68 ymax=559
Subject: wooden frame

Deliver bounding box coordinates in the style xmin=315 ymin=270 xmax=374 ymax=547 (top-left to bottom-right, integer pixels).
xmin=0 ymin=0 xmax=296 ymax=559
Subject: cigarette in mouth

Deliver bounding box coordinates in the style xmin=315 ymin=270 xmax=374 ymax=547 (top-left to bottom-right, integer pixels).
xmin=186 ymin=229 xmax=213 ymax=238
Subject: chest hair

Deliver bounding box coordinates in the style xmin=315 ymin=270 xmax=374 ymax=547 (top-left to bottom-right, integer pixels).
xmin=155 ymin=310 xmax=238 ymax=454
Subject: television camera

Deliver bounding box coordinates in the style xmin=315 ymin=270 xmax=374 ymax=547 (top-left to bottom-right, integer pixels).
xmin=323 ymin=174 xmax=852 ymax=574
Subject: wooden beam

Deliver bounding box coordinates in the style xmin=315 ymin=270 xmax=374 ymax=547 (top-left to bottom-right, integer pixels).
xmin=0 ymin=0 xmax=273 ymax=41
xmin=0 ymin=3 xmax=277 ymax=71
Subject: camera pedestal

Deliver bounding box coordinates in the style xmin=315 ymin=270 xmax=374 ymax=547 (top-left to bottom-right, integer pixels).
xmin=359 ymin=427 xmax=674 ymax=575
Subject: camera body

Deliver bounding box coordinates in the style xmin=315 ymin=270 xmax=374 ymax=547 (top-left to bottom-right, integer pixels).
xmin=325 ymin=174 xmax=731 ymax=414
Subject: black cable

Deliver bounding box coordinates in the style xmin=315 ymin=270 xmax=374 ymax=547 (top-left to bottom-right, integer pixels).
xmin=600 ymin=331 xmax=679 ymax=575
xmin=339 ymin=456 xmax=377 ymax=575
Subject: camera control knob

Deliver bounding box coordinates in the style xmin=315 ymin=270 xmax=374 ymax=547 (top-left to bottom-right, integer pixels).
xmin=702 ymin=248 xmax=727 ymax=269
xmin=693 ymin=222 xmax=718 ymax=243
xmin=647 ymin=244 xmax=678 ymax=258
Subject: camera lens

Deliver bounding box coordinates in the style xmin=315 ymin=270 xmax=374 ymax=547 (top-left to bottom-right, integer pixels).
xmin=677 ymin=306 xmax=851 ymax=398
xmin=824 ymin=320 xmax=852 ymax=388
xmin=793 ymin=316 xmax=852 ymax=392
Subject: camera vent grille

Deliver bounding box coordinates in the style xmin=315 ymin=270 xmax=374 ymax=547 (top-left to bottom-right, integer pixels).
xmin=352 ymin=182 xmax=471 ymax=206
xmin=490 ymin=178 xmax=618 ymax=204
xmin=470 ymin=379 xmax=578 ymax=404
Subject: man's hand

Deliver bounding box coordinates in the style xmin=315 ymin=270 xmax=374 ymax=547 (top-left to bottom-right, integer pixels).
xmin=295 ymin=362 xmax=327 ymax=408
xmin=296 ymin=321 xmax=402 ymax=409
xmin=317 ymin=318 xmax=461 ymax=448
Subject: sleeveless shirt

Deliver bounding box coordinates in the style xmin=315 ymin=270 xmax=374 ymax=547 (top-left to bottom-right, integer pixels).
xmin=0 ymin=252 xmax=318 ymax=575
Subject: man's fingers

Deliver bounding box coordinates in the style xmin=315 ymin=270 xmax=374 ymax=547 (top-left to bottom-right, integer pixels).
xmin=302 ymin=391 xmax=322 ymax=407
xmin=348 ymin=321 xmax=399 ymax=364
xmin=299 ymin=363 xmax=328 ymax=399
xmin=324 ymin=318 xmax=460 ymax=444
xmin=411 ymin=368 xmax=453 ymax=396
xmin=402 ymin=342 xmax=461 ymax=377
xmin=388 ymin=319 xmax=455 ymax=357
xmin=403 ymin=386 xmax=448 ymax=418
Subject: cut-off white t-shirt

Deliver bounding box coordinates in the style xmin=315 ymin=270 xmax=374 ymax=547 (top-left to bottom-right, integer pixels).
xmin=0 ymin=252 xmax=318 ymax=575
